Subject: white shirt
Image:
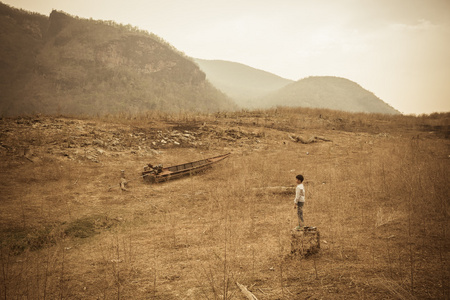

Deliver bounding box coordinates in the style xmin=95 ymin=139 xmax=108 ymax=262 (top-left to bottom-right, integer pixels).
xmin=294 ymin=183 xmax=305 ymax=204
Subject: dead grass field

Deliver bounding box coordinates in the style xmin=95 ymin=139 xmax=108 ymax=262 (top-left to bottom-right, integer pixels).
xmin=0 ymin=108 xmax=449 ymax=299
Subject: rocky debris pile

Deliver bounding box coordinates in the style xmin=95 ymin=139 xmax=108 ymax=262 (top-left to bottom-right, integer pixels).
xmin=149 ymin=126 xmax=266 ymax=148
xmin=0 ymin=117 xmax=161 ymax=163
xmin=0 ymin=117 xmax=269 ymax=164
xmin=198 ymin=125 xmax=265 ymax=147
xmin=152 ymin=129 xmax=201 ymax=148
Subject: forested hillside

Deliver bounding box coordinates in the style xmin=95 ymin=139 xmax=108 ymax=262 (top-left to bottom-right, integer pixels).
xmin=261 ymin=76 xmax=400 ymax=114
xmin=0 ymin=3 xmax=236 ymax=116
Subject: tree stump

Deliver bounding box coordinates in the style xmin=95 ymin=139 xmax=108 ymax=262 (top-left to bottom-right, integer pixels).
xmin=291 ymin=227 xmax=320 ymax=257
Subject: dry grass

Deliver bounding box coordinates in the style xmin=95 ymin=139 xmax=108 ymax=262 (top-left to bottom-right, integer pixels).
xmin=0 ymin=108 xmax=449 ymax=299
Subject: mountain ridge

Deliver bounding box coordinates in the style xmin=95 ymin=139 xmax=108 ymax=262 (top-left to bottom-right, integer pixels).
xmin=0 ymin=3 xmax=237 ymax=116
xmin=195 ymin=59 xmax=400 ymax=114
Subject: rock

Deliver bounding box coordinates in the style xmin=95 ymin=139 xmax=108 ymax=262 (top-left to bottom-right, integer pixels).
xmin=92 ymin=139 xmax=104 ymax=146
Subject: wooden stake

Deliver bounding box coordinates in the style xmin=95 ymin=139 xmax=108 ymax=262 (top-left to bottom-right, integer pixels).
xmin=236 ymin=282 xmax=258 ymax=300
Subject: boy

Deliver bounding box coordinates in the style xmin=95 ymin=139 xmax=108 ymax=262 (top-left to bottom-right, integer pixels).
xmin=293 ymin=174 xmax=305 ymax=230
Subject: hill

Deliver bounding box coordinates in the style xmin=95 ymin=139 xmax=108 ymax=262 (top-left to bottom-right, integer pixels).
xmin=195 ymin=59 xmax=400 ymax=114
xmin=262 ymin=76 xmax=400 ymax=114
xmin=194 ymin=58 xmax=293 ymax=108
xmin=0 ymin=3 xmax=236 ymax=116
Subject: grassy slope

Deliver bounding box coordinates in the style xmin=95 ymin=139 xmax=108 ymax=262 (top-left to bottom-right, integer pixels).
xmin=0 ymin=108 xmax=448 ymax=299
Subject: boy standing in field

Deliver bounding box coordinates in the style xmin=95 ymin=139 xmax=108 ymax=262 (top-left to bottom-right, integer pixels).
xmin=294 ymin=174 xmax=305 ymax=230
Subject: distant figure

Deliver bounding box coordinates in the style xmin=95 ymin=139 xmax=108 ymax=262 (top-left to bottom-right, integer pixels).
xmin=294 ymin=174 xmax=305 ymax=230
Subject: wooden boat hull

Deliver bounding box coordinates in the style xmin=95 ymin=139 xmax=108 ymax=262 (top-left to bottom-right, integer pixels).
xmin=142 ymin=153 xmax=230 ymax=183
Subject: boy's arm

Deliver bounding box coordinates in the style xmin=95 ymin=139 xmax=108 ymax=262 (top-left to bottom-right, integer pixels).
xmin=294 ymin=186 xmax=300 ymax=205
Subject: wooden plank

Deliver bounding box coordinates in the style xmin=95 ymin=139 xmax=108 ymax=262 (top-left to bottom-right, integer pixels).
xmin=236 ymin=282 xmax=258 ymax=300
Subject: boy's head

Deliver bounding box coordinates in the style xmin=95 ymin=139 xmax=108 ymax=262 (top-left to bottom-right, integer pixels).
xmin=296 ymin=174 xmax=304 ymax=183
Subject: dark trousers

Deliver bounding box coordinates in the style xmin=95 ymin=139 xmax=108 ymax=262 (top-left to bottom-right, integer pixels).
xmin=297 ymin=202 xmax=304 ymax=224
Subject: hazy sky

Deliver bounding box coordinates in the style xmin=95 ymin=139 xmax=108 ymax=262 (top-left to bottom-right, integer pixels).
xmin=3 ymin=0 xmax=450 ymax=114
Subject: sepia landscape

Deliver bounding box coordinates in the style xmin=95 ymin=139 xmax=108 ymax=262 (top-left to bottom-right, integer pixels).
xmin=0 ymin=1 xmax=449 ymax=300
xmin=1 ymin=109 xmax=448 ymax=299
